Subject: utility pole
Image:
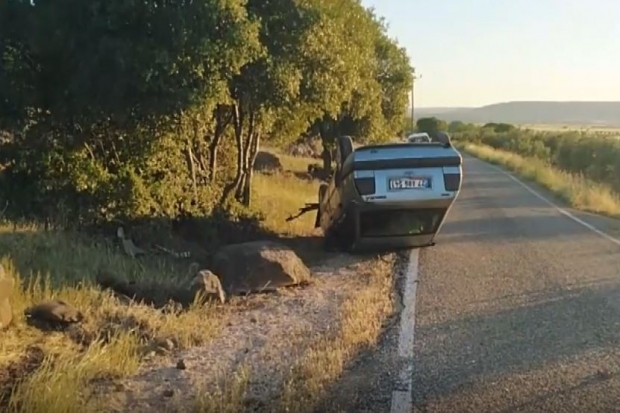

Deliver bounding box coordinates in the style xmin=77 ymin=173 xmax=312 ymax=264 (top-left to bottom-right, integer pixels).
xmin=411 ymin=68 xmax=421 ymax=131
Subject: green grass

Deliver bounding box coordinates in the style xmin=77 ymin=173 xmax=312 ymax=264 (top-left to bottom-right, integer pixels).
xmin=459 ymin=143 xmax=620 ymax=218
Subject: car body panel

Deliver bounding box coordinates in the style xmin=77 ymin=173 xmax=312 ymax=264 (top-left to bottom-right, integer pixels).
xmin=317 ymin=138 xmax=463 ymax=252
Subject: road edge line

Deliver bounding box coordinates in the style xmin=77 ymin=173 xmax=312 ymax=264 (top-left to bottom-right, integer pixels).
xmin=390 ymin=249 xmax=420 ymax=413
xmin=472 ymin=156 xmax=620 ymax=247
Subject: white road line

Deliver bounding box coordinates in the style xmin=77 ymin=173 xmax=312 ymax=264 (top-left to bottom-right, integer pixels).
xmin=479 ymin=159 xmax=620 ymax=247
xmin=390 ymin=248 xmax=419 ymax=413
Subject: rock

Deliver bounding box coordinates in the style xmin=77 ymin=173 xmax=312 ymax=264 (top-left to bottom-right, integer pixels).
xmin=212 ymin=240 xmax=312 ymax=294
xmin=24 ymin=299 xmax=84 ymax=330
xmin=253 ymin=151 xmax=283 ymax=173
xmin=155 ymin=338 xmax=176 ymax=353
xmin=0 ymin=264 xmax=14 ymax=329
xmin=189 ymin=270 xmax=226 ymax=304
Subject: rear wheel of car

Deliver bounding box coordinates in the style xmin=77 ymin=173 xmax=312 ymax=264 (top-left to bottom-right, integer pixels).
xmin=323 ymin=229 xmax=339 ymax=252
xmin=323 ymin=207 xmax=356 ymax=253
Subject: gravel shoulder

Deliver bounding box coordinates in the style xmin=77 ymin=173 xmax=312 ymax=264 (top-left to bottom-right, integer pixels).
xmin=101 ymin=249 xmax=398 ymax=413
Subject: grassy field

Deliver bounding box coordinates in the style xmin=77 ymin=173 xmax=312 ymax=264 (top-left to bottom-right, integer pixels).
xmin=517 ymin=123 xmax=620 ymax=134
xmin=1 ymin=149 xmax=397 ymax=413
xmin=458 ymin=143 xmax=620 ymax=218
xmin=252 ymin=150 xmax=319 ymax=237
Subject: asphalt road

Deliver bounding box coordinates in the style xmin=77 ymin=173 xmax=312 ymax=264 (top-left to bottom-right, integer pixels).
xmin=411 ymin=155 xmax=620 ymax=412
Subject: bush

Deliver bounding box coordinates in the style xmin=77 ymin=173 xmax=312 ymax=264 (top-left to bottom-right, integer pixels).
xmin=454 ymin=127 xmax=620 ymax=194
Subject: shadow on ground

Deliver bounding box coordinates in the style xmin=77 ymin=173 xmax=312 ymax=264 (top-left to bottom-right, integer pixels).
xmin=411 ymin=281 xmax=620 ymax=408
xmin=438 ymin=212 xmax=592 ymax=245
xmin=0 ymin=205 xmax=331 ymax=291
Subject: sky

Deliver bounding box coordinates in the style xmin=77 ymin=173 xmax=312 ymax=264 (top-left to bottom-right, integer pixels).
xmin=360 ymin=0 xmax=620 ymax=107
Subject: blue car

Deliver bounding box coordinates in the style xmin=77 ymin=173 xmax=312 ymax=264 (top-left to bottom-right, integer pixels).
xmin=315 ymin=133 xmax=463 ymax=252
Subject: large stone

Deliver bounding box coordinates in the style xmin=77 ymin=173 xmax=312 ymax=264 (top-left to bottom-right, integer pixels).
xmin=189 ymin=270 xmax=226 ymax=304
xmin=0 ymin=264 xmax=14 ymax=329
xmin=212 ymin=240 xmax=312 ymax=294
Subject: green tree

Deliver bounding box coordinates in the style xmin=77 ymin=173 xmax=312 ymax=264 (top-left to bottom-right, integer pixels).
xmin=302 ymin=1 xmax=414 ymax=172
xmin=448 ymin=121 xmax=466 ymax=133
xmin=416 ymin=117 xmax=448 ymax=137
xmin=0 ymin=0 xmax=417 ymax=227
xmin=483 ymin=122 xmax=515 ymax=133
xmin=0 ymin=0 xmax=261 ymax=222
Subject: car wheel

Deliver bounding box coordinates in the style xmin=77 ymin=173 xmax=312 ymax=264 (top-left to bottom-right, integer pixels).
xmin=436 ymin=132 xmax=452 ymax=147
xmin=336 ymin=211 xmax=355 ymax=252
xmin=323 ymin=230 xmax=340 ymax=252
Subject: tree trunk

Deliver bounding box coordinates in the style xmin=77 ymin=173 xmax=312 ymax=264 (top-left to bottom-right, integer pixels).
xmin=185 ymin=140 xmax=197 ymax=198
xmin=241 ymin=131 xmax=260 ymax=207
xmin=319 ymin=120 xmax=333 ymax=175
xmin=220 ymin=104 xmax=245 ymax=204
xmin=322 ymin=146 xmax=332 ymax=173
xmin=207 ymin=138 xmax=220 ymax=183
xmin=207 ymin=105 xmax=232 ymax=183
xmin=235 ymin=111 xmax=255 ymax=204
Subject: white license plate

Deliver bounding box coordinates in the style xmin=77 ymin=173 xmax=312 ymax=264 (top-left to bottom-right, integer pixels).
xmin=388 ymin=177 xmax=431 ymax=190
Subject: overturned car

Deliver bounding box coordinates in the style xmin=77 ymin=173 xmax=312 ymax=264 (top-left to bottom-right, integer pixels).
xmin=312 ymin=132 xmax=463 ymax=252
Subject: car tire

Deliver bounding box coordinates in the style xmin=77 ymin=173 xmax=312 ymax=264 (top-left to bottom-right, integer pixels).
xmin=436 ymin=132 xmax=452 ymax=147
xmin=323 ymin=230 xmax=340 ymax=252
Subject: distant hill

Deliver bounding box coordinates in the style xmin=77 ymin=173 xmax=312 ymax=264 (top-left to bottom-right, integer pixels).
xmin=415 ymin=101 xmax=620 ymax=126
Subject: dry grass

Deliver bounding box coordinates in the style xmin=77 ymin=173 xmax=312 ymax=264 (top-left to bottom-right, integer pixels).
xmin=0 ymin=229 xmax=223 ymax=413
xmin=1 ymin=147 xmax=396 ymax=413
xmin=252 ymin=148 xmax=320 ymax=237
xmin=459 ymin=143 xmax=620 ymax=218
xmin=276 ymin=255 xmax=395 ymax=413
xmin=518 ymin=123 xmax=620 ymax=134
xmin=2 ymin=147 xmax=394 ymax=413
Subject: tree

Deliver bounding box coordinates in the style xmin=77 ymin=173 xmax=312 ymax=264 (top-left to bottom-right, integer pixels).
xmin=416 ymin=117 xmax=448 ymax=137
xmin=448 ymin=121 xmax=466 ymax=133
xmin=483 ymin=122 xmax=515 ymax=133
xmin=0 ymin=0 xmax=262 ymax=221
xmin=369 ymin=13 xmax=413 ymax=141
xmin=219 ymin=0 xmax=323 ymax=206
xmin=301 ymin=1 xmax=414 ymax=172
xmin=0 ymin=0 xmax=417 ymax=226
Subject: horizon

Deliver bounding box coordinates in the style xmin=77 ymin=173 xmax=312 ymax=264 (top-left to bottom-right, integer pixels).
xmin=361 ymin=0 xmax=620 ymax=108
xmin=419 ymin=100 xmax=620 ymax=109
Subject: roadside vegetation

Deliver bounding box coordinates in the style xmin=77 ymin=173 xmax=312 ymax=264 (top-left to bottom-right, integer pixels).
xmin=0 ymin=0 xmax=412 ymax=411
xmin=413 ymin=117 xmax=620 ymax=217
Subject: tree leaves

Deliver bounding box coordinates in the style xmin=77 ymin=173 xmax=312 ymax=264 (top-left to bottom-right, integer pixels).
xmin=0 ymin=0 xmax=414 ymax=221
